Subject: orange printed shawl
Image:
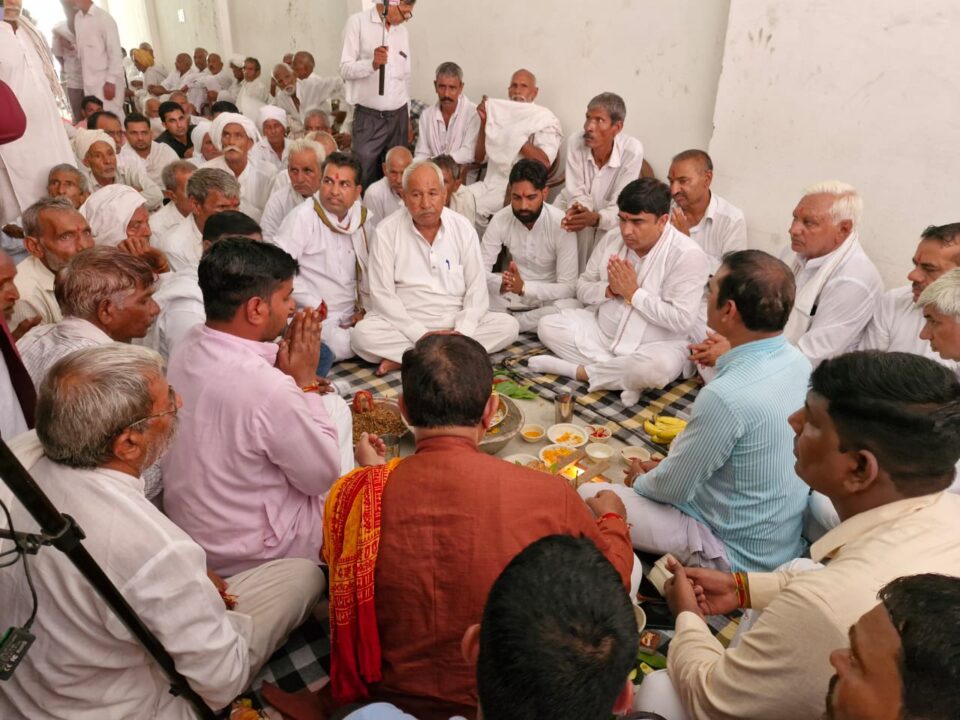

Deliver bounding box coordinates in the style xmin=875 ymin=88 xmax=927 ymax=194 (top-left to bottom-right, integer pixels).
xmin=322 ymin=458 xmax=403 ymax=704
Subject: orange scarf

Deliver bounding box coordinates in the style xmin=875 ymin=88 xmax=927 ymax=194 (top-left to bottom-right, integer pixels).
xmin=323 ymin=458 xmax=403 ymax=704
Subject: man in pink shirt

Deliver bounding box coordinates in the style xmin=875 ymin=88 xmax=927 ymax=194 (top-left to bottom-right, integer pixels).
xmin=161 ymin=237 xmax=354 ymax=576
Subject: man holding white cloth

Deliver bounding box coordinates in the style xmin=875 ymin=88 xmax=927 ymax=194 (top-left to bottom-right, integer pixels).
xmin=414 ymin=62 xmax=480 ymax=166
xmin=469 ymin=69 xmax=562 ymax=228
xmin=691 ymin=181 xmax=882 ymax=369
xmin=533 ymin=178 xmax=710 ymax=406
xmin=352 ymin=160 xmax=519 ymax=374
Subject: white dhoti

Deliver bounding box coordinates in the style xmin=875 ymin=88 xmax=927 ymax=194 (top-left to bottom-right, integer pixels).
xmin=322 ymin=392 xmax=355 ymax=475
xmin=577 ymin=482 xmax=729 ymax=570
xmin=323 ymin=323 xmax=355 ymax=363
xmin=352 ymin=311 xmax=519 ymax=364
xmin=488 ymin=292 xmax=581 ymax=334
xmin=538 ymin=309 xmax=688 ymax=392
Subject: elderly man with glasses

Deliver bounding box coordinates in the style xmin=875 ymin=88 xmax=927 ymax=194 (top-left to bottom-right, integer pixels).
xmin=0 ymin=343 xmax=325 ymax=719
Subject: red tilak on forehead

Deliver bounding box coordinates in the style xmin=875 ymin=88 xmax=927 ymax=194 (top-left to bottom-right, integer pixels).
xmin=334 ymin=171 xmax=341 ymax=181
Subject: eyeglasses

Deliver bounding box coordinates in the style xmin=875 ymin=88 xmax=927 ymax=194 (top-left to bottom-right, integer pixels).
xmin=125 ymin=385 xmax=179 ymax=430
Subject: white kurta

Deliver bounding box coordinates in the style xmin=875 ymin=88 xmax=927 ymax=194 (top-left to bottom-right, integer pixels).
xmin=201 ymin=155 xmax=274 ymax=222
xmin=681 ymin=192 xmax=748 ymax=267
xmin=860 ymin=284 xmax=960 ymax=370
xmin=269 ymin=91 xmax=305 ymax=136
xmin=0 ymin=23 xmax=76 ymax=225
xmin=18 ymin=316 xmax=112 ymax=389
xmin=0 ymin=457 xmax=254 ymax=720
xmin=539 ymin=224 xmax=710 ymax=392
xmin=11 ymin=255 xmax=59 ymax=328
xmin=250 ymin=137 xmax=290 ymax=175
xmin=449 ymin=185 xmax=478 ymax=226
xmin=780 ymin=240 xmax=883 ymax=367
xmin=149 ymin=201 xmax=189 ymax=240
xmin=51 ymin=23 xmax=82 ymax=90
xmin=414 ymin=96 xmax=481 ymax=164
xmin=119 ymin=141 xmax=179 ymax=188
xmin=351 ymin=207 xmax=519 ymax=363
xmin=72 ymin=4 xmax=124 ymax=115
xmin=143 ymin=266 xmax=205 ymax=359
xmin=83 ymin=163 xmax=164 ymax=211
xmin=153 ymin=216 xmax=202 ymax=272
xmin=363 ymin=176 xmax=401 ymax=231
xmin=273 ymin=199 xmax=372 ymax=360
xmin=480 ymin=203 xmax=580 ymax=332
xmin=298 ymin=74 xmax=347 ymax=116
xmin=260 ymin=180 xmax=309 ymax=243
xmin=236 ymin=79 xmax=271 ymax=121
xmin=555 ymin=131 xmax=645 ymax=271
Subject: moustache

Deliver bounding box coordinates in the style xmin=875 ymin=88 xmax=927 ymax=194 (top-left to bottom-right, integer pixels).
xmin=223 ymin=144 xmax=245 ymax=154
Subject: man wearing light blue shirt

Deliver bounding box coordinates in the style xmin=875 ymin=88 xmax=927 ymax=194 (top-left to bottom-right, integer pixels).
xmin=580 ymin=250 xmax=810 ymax=571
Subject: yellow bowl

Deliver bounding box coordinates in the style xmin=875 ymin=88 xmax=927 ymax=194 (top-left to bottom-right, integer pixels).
xmin=520 ymin=424 xmax=545 ymax=443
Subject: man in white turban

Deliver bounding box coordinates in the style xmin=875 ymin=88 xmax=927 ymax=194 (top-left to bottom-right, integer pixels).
xmin=200 ymin=113 xmax=273 ymax=222
xmin=0 ymin=0 xmax=76 ymax=225
xmin=191 ymin=121 xmax=220 ymax=163
xmin=250 ymin=106 xmax=290 ymax=174
xmin=73 ymin=129 xmax=163 ymax=211
xmin=80 ymin=185 xmax=169 ymax=274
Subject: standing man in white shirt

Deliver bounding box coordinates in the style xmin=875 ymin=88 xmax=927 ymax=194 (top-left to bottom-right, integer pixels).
xmin=340 ymin=1 xmax=416 ymax=189
xmin=414 ymin=62 xmax=480 ymax=166
xmin=667 ymin=149 xmax=747 ymax=268
xmin=201 ymin=112 xmax=274 ymax=222
xmin=556 ymin=92 xmax=645 ymax=271
xmin=51 ymin=13 xmax=84 ymax=122
xmin=532 ymin=178 xmax=711 ymax=406
xmin=119 ymin=112 xmax=180 ymax=189
xmin=273 ymin=151 xmax=373 ymax=362
xmin=861 ymin=223 xmax=960 ymax=366
xmin=364 ymin=145 xmax=412 ymax=227
xmin=151 ymin=160 xmax=198 ymax=239
xmin=0 ymin=343 xmax=325 ymax=719
xmin=352 ymin=161 xmax=519 ymax=375
xmin=70 ymin=0 xmax=124 ymax=116
xmin=691 ymin=181 xmax=882 ymax=369
xmin=481 ymin=159 xmax=579 ymax=332
xmin=260 ymin=138 xmax=325 ymax=243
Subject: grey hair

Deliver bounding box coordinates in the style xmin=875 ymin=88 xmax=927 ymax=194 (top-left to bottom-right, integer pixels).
xmin=48 ymin=164 xmax=89 ymax=193
xmin=36 ymin=344 xmax=166 ymax=468
xmin=919 ymin=268 xmax=960 ymax=320
xmin=287 ymin=138 xmax=326 ymax=166
xmin=55 ymin=246 xmax=155 ymax=319
xmin=587 ymin=92 xmax=626 ymax=125
xmin=435 ymin=61 xmax=463 ymax=82
xmin=802 ymin=180 xmax=862 ymax=229
xmin=186 ymin=167 xmax=240 ymax=203
xmin=401 ymin=160 xmax=444 ymax=193
xmin=273 ymin=62 xmax=293 ymax=75
xmin=303 ymin=107 xmax=331 ymax=127
xmin=384 ymin=145 xmax=413 ymax=166
xmin=22 ymin=196 xmax=76 ymax=238
xmin=160 ymin=159 xmax=197 ymax=192
xmin=513 ymin=67 xmax=537 ymax=85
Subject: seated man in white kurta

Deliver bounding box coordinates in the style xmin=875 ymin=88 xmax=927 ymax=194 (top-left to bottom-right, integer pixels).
xmin=555 ymin=92 xmax=645 ymax=272
xmin=272 ymin=152 xmax=372 ymax=363
xmin=73 ymin=129 xmax=163 ymax=211
xmin=364 ymin=145 xmax=412 ymax=232
xmin=414 ymin=61 xmax=480 ymax=165
xmin=469 ymin=69 xmax=563 ymax=227
xmin=532 ymin=178 xmax=710 ymax=407
xmin=481 ymin=159 xmax=579 ymax=333
xmin=351 ymin=161 xmax=519 ymax=375
xmin=690 ymin=181 xmax=882 ymax=370
xmin=260 ymin=138 xmax=326 ymax=243
xmin=201 ymin=112 xmax=275 ymax=222
xmin=861 ymin=222 xmax=960 ymax=369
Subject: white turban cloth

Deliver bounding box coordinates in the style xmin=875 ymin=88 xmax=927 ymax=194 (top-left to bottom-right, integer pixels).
xmin=73 ymin=129 xmax=116 ymax=163
xmin=191 ymin=121 xmax=212 ymax=155
xmin=258 ymin=105 xmax=288 ymax=131
xmin=229 ymin=54 xmax=246 ymax=68
xmin=80 ymin=185 xmax=147 ymax=247
xmin=209 ymin=112 xmax=259 ymax=152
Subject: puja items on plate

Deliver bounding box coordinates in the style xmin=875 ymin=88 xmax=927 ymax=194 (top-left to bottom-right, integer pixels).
xmin=350 ymin=392 xmax=407 ymax=443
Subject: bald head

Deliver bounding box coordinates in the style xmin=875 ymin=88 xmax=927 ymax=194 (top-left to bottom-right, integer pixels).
xmin=383 ymin=146 xmax=414 ymax=196
xmin=292 ymin=51 xmax=316 ymax=80
xmin=509 ymin=69 xmax=538 ymax=103
xmin=174 ymin=53 xmax=192 ymax=74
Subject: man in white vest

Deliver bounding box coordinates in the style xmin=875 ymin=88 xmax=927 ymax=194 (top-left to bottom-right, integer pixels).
xmin=532 ymin=178 xmax=710 ymax=406
xmin=691 ymin=181 xmax=882 ymax=369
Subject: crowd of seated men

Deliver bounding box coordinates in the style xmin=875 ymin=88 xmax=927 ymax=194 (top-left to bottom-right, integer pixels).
xmin=1 ymin=2 xmax=960 ymax=719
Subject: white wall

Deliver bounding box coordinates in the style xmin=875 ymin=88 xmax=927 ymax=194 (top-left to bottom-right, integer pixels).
xmin=404 ymin=0 xmax=730 ymax=179
xmin=710 ymin=0 xmax=960 ymax=288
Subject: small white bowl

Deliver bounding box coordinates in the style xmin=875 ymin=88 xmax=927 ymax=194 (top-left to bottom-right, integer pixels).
xmin=621 ymin=446 xmax=652 ymax=465
xmin=547 ymin=423 xmax=588 ymax=448
xmin=584 ymin=424 xmax=613 ymax=443
xmin=634 ymin=604 xmax=647 ymax=634
xmin=503 ymin=453 xmax=539 ymax=467
xmin=585 ymin=443 xmax=614 ymax=461
xmin=520 ymin=424 xmax=545 ymax=443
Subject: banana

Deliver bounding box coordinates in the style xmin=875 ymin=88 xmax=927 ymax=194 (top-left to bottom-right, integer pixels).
xmin=655 ymin=416 xmax=687 ymax=427
xmin=644 ymin=415 xmax=688 ymax=445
